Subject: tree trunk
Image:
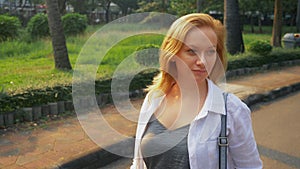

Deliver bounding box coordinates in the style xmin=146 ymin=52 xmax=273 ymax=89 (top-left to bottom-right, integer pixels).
xmin=250 ymin=15 xmax=254 ymax=33
xmin=105 ymin=1 xmax=111 ymax=23
xmin=224 ymin=0 xmax=245 ymax=55
xmin=58 ymin=0 xmax=67 ymax=15
xmin=271 ymin=0 xmax=283 ymax=47
xmin=297 ymin=0 xmax=300 ymax=32
xmin=45 ymin=0 xmax=72 ymax=70
xmin=258 ymin=14 xmax=263 ymax=33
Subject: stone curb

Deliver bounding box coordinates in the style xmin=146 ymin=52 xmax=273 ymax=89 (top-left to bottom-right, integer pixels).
xmin=242 ymin=82 xmax=300 ymax=108
xmin=58 ymin=81 xmax=300 ymax=169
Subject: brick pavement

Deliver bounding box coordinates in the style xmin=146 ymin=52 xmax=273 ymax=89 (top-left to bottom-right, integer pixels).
xmin=0 ymin=66 xmax=300 ymax=169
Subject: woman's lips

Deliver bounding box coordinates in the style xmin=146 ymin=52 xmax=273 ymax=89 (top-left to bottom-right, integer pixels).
xmin=193 ymin=69 xmax=206 ymax=73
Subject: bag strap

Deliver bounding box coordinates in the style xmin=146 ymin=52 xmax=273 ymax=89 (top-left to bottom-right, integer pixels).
xmin=219 ymin=92 xmax=228 ymax=169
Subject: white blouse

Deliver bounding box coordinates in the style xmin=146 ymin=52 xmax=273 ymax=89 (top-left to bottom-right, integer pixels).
xmin=130 ymin=79 xmax=263 ymax=169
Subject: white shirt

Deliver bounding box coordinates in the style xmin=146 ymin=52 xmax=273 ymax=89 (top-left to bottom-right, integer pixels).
xmin=130 ymin=79 xmax=263 ymax=169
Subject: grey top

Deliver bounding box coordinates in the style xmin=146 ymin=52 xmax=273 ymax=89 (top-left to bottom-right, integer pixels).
xmin=141 ymin=115 xmax=190 ymax=169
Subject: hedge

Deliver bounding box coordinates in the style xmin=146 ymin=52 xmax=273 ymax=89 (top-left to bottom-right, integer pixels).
xmin=1 ymin=48 xmax=300 ymax=114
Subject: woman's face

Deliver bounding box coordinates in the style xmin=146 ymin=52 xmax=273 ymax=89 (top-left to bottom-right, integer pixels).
xmin=175 ymin=26 xmax=218 ymax=84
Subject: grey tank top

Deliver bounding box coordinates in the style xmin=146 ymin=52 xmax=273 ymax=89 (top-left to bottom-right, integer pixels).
xmin=141 ymin=115 xmax=191 ymax=169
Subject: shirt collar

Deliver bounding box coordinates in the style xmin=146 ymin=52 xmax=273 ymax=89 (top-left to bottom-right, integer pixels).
xmin=194 ymin=79 xmax=225 ymax=120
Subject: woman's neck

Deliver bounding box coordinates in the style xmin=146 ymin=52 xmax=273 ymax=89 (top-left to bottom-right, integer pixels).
xmin=168 ymin=79 xmax=208 ymax=100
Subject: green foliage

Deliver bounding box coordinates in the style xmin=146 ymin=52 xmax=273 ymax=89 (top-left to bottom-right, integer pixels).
xmin=169 ymin=0 xmax=196 ymax=16
xmin=228 ymin=48 xmax=300 ymax=70
xmin=136 ymin=0 xmax=167 ymax=12
xmin=0 ymin=85 xmax=72 ymax=113
xmin=0 ymin=71 xmax=158 ymax=113
xmin=248 ymin=40 xmax=272 ymax=56
xmin=134 ymin=44 xmax=160 ymax=67
xmin=0 ymin=15 xmax=21 ymax=42
xmin=26 ymin=13 xmax=50 ymax=39
xmin=1 ymin=26 xmax=300 ymax=113
xmin=62 ymin=13 xmax=88 ymax=36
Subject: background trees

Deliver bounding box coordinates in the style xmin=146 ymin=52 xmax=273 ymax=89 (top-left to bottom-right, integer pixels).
xmin=1 ymin=0 xmax=299 ymax=54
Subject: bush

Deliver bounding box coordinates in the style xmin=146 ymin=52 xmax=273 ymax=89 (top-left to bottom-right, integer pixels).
xmin=0 ymin=15 xmax=21 ymax=42
xmin=62 ymin=13 xmax=87 ymax=36
xmin=228 ymin=48 xmax=300 ymax=70
xmin=26 ymin=13 xmax=50 ymax=39
xmin=134 ymin=44 xmax=160 ymax=67
xmin=248 ymin=40 xmax=272 ymax=56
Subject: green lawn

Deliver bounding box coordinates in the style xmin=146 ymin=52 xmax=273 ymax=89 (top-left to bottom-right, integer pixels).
xmin=0 ymin=24 xmax=294 ymax=95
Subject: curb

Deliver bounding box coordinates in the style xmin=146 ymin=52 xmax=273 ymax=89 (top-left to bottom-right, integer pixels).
xmin=59 ymin=81 xmax=300 ymax=169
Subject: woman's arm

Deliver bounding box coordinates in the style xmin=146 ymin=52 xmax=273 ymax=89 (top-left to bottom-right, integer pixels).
xmin=227 ymin=94 xmax=263 ymax=169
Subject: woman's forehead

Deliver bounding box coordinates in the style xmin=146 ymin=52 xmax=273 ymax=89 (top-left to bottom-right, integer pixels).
xmin=183 ymin=27 xmax=217 ymax=48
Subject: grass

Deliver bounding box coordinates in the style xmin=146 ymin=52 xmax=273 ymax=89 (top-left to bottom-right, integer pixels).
xmin=242 ymin=25 xmax=297 ymax=35
xmin=0 ymin=24 xmax=296 ymax=95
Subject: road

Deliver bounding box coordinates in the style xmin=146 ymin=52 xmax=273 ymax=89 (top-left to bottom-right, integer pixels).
xmin=99 ymin=91 xmax=300 ymax=169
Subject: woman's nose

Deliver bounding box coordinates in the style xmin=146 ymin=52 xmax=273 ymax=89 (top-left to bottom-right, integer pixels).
xmin=195 ymin=55 xmax=205 ymax=66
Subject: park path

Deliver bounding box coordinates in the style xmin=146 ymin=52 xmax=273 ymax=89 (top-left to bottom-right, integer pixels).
xmin=98 ymin=91 xmax=300 ymax=169
xmin=0 ymin=66 xmax=300 ymax=169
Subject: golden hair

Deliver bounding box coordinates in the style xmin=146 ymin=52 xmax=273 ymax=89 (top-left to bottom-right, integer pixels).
xmin=146 ymin=13 xmax=227 ymax=97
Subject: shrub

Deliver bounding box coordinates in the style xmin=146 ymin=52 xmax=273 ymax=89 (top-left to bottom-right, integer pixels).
xmin=248 ymin=40 xmax=272 ymax=56
xmin=0 ymin=15 xmax=21 ymax=42
xmin=134 ymin=44 xmax=160 ymax=67
xmin=62 ymin=13 xmax=87 ymax=36
xmin=227 ymin=48 xmax=300 ymax=70
xmin=26 ymin=13 xmax=50 ymax=39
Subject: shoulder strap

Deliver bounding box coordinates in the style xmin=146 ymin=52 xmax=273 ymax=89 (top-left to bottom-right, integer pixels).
xmin=219 ymin=92 xmax=228 ymax=169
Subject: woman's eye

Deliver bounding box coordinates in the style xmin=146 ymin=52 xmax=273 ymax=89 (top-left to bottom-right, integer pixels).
xmin=206 ymin=49 xmax=216 ymax=56
xmin=187 ymin=49 xmax=197 ymax=55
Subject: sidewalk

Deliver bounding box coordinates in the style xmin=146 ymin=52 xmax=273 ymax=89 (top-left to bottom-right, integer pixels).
xmin=1 ymin=65 xmax=300 ymax=169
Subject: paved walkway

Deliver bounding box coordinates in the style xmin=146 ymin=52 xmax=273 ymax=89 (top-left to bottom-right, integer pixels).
xmin=0 ymin=66 xmax=300 ymax=169
xmin=252 ymin=91 xmax=300 ymax=169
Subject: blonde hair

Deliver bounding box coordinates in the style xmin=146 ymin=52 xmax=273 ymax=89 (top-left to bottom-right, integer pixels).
xmin=147 ymin=13 xmax=227 ymax=97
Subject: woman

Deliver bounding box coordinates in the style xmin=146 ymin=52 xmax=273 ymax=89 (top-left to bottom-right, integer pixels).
xmin=130 ymin=13 xmax=262 ymax=169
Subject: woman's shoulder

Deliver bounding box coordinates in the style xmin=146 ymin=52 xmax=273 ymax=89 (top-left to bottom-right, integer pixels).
xmin=140 ymin=90 xmax=165 ymax=112
xmin=226 ymin=93 xmax=251 ymax=117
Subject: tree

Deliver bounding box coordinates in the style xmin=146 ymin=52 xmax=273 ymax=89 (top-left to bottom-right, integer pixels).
xmin=271 ymin=0 xmax=283 ymax=47
xmin=239 ymin=0 xmax=273 ymax=33
xmin=45 ymin=0 xmax=72 ymax=70
xmin=297 ymin=0 xmax=300 ymax=32
xmin=58 ymin=0 xmax=67 ymax=15
xmin=67 ymin=0 xmax=87 ymax=14
xmin=113 ymin=0 xmax=138 ymax=16
xmin=169 ymin=0 xmax=196 ymax=16
xmin=98 ymin=0 xmax=112 ymax=23
xmin=224 ymin=0 xmax=244 ymax=55
xmin=137 ymin=0 xmax=169 ymax=13
xmin=282 ymin=0 xmax=298 ymax=26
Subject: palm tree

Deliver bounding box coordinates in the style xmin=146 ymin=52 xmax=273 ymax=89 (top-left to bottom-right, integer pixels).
xmin=224 ymin=0 xmax=244 ymax=55
xmin=45 ymin=0 xmax=72 ymax=70
xmin=271 ymin=0 xmax=283 ymax=47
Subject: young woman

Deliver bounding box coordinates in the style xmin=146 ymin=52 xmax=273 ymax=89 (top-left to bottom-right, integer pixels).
xmin=130 ymin=13 xmax=262 ymax=169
